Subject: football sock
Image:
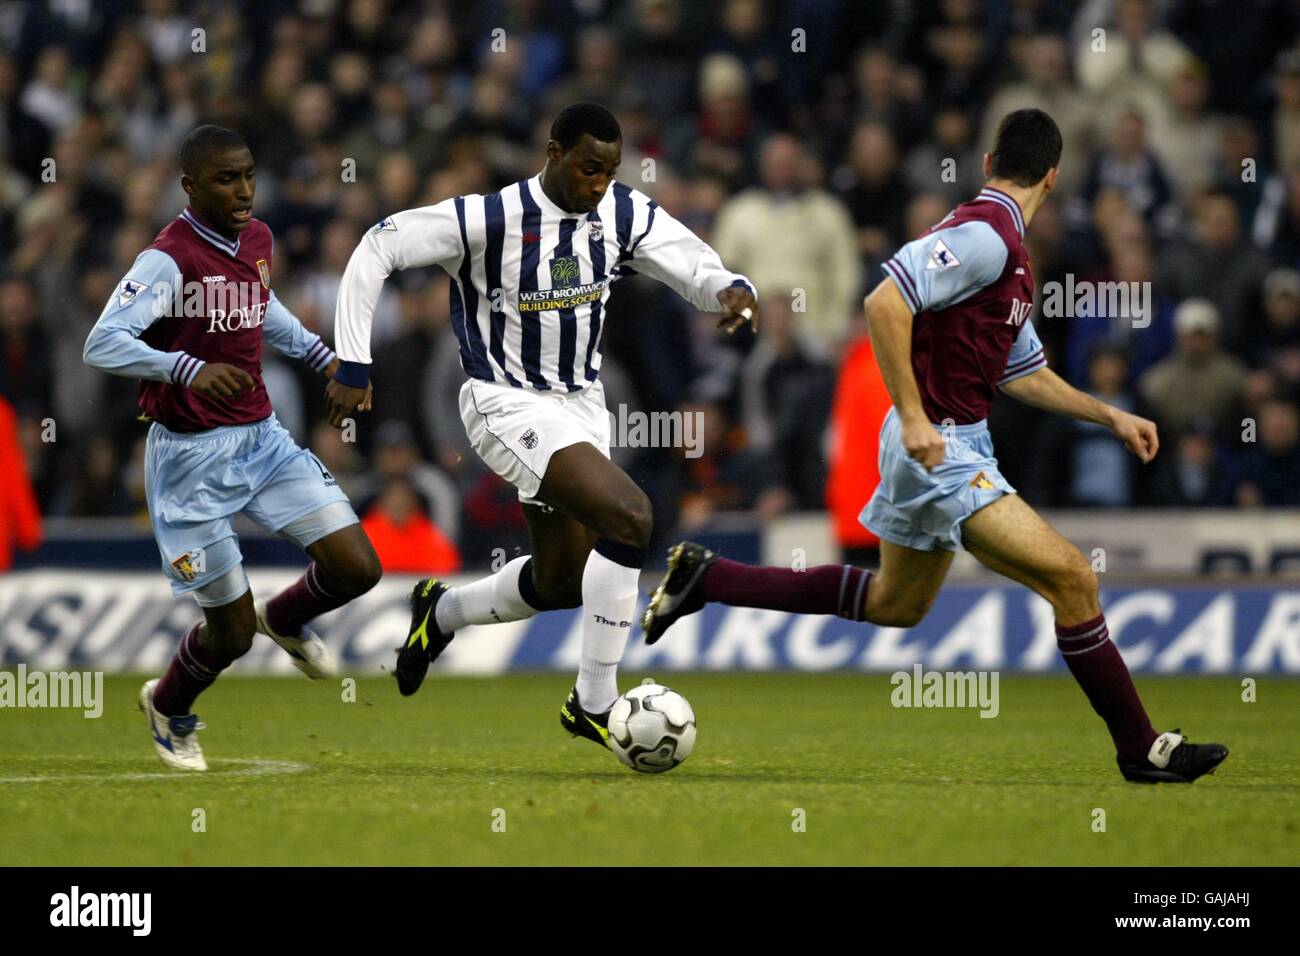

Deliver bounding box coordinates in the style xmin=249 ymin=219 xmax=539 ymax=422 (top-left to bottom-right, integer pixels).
xmin=1056 ymin=613 xmax=1157 ymax=763
xmin=700 ymin=559 xmax=873 ymax=620
xmin=577 ymin=539 xmax=645 ymax=714
xmin=435 ymin=556 xmax=546 ymax=633
xmin=265 ymin=562 xmax=351 ymax=636
xmin=153 ymin=623 xmax=225 ymax=716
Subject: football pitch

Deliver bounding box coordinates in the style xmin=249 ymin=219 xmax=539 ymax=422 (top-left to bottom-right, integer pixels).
xmin=1 ymin=673 xmax=1296 ymax=866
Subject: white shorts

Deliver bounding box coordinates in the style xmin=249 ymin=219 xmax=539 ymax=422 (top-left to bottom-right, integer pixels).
xmin=459 ymin=377 xmax=611 ymax=505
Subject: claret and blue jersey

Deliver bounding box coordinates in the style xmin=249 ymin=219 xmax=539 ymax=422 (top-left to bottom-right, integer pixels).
xmin=881 ymin=186 xmax=1047 ymax=426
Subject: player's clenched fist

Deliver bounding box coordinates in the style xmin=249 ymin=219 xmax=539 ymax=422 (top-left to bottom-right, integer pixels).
xmin=325 ymin=378 xmax=373 ymax=428
xmin=190 ymin=363 xmax=255 ymax=399
xmin=1108 ymin=410 xmax=1159 ymax=464
xmin=901 ymin=416 xmax=946 ymax=471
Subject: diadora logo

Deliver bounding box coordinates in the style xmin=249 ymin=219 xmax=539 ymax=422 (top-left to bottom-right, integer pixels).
xmin=201 ymin=275 xmax=228 ymax=283
xmin=1005 ymin=299 xmax=1032 ymax=326
xmin=519 ymin=429 xmax=540 ymax=450
xmin=550 ymin=255 xmax=580 ymax=287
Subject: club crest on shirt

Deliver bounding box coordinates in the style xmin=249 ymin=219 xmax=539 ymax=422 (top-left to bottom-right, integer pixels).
xmin=589 ymin=220 xmax=604 ymax=242
xmin=550 ymin=255 xmax=580 ymax=287
xmin=118 ymin=278 xmax=147 ymax=307
xmin=256 ymin=258 xmax=271 ymax=289
xmin=519 ymin=428 xmax=540 ymax=450
xmin=926 ymin=238 xmax=960 ymax=271
xmin=170 ymin=551 xmax=200 ymax=582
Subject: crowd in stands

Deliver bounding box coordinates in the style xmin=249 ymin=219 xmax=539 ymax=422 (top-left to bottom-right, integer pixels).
xmin=2 ymin=0 xmax=1298 ymax=571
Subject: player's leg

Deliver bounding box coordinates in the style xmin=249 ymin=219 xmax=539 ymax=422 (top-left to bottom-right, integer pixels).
xmin=143 ymin=559 xmax=259 ymax=772
xmin=643 ymin=537 xmax=953 ymax=643
xmin=960 ymin=494 xmax=1227 ymax=781
xmin=534 ymin=440 xmax=651 ymax=733
xmin=240 ymin=420 xmax=380 ymax=678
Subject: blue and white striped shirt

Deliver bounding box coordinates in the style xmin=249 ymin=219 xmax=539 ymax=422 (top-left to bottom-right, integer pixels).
xmin=334 ymin=174 xmax=755 ymax=391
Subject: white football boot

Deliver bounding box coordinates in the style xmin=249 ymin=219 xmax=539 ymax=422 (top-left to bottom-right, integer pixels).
xmin=255 ymin=598 xmax=338 ymax=680
xmin=137 ymin=678 xmax=208 ymax=772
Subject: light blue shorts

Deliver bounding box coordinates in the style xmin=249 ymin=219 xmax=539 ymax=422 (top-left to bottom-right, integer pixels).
xmin=860 ymin=407 xmax=1015 ymax=552
xmin=144 ymin=414 xmax=357 ymax=601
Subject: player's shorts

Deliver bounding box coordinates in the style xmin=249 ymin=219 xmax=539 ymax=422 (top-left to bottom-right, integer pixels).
xmin=459 ymin=377 xmax=611 ymax=506
xmin=860 ymin=406 xmax=1015 ymax=552
xmin=144 ymin=413 xmax=357 ymax=602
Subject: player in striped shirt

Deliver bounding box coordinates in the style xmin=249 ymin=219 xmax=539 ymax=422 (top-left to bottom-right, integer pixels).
xmin=642 ymin=110 xmax=1228 ymax=784
xmin=328 ymin=103 xmax=757 ymax=749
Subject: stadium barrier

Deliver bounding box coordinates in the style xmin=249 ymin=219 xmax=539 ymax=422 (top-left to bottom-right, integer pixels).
xmin=1 ymin=571 xmax=1297 ymax=674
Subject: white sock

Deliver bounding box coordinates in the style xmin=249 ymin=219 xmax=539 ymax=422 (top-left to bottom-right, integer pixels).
xmin=576 ymin=545 xmax=643 ymax=714
xmin=435 ymin=557 xmax=541 ymax=633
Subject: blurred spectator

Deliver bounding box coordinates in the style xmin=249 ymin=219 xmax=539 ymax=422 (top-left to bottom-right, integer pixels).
xmin=665 ymin=52 xmax=762 ymax=188
xmin=1041 ymin=345 xmax=1139 ymax=507
xmin=0 ymin=394 xmax=41 ymax=570
xmin=1070 ymin=109 xmax=1175 ymax=237
xmin=825 ymin=319 xmax=889 ymax=566
xmin=368 ymin=420 xmax=460 ymax=545
xmin=1139 ymin=299 xmax=1246 ymax=436
xmin=1225 ymin=398 xmax=1300 ymax=506
xmin=903 ymin=106 xmax=984 ymax=209
xmin=1157 ymin=190 xmax=1271 ymax=352
xmin=1144 ymin=418 xmax=1230 ymax=507
xmin=981 ymin=34 xmax=1094 ymax=196
xmin=1156 ymin=57 xmax=1220 ymax=198
xmin=361 ymin=477 xmax=461 ymax=574
xmin=831 ymin=120 xmax=912 ymax=260
xmin=737 ymin=291 xmax=835 ymax=514
xmin=714 ymin=133 xmax=859 ymax=358
xmin=0 ymin=273 xmax=52 ymax=418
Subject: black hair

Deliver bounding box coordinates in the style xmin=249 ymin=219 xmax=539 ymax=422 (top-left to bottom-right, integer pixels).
xmin=550 ymin=102 xmax=621 ymax=151
xmin=989 ymin=109 xmax=1062 ymax=187
xmin=179 ymin=125 xmax=249 ymax=177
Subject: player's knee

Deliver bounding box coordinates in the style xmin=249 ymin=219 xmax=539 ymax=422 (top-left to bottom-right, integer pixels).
xmin=319 ymin=544 xmax=383 ymax=598
xmin=602 ymin=489 xmax=653 ymax=549
xmin=345 ymin=545 xmax=383 ymax=595
xmin=1045 ymin=557 xmax=1098 ymax=611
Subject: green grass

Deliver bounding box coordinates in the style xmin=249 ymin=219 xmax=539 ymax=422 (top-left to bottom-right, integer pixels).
xmin=1 ymin=673 xmax=1296 ymax=866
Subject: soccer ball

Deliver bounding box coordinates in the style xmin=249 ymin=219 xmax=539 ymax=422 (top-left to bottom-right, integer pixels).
xmin=607 ymin=681 xmax=696 ymax=773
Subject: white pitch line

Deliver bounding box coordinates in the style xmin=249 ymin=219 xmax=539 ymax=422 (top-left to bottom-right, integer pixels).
xmin=0 ymin=758 xmax=311 ymax=784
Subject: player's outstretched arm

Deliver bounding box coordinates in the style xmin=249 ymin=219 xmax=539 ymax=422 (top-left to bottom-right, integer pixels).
xmin=864 ymin=277 xmax=945 ymax=470
xmin=626 ymin=202 xmax=758 ymax=333
xmin=328 ymin=203 xmax=462 ymax=427
xmin=999 ymin=366 xmax=1159 ymax=463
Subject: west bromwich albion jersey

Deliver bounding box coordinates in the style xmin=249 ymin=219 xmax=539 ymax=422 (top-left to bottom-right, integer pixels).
xmin=334 ymin=174 xmax=755 ymax=391
xmin=83 ymin=209 xmax=335 ymax=432
xmin=881 ymin=187 xmax=1047 ymax=425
